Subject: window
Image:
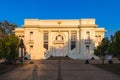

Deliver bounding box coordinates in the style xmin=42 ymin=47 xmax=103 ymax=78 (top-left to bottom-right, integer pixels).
xmin=44 ymin=44 xmax=48 ymax=50
xmin=86 ymin=45 xmax=90 ymax=54
xmin=30 ymin=32 xmax=33 ymax=34
xmin=43 ymin=33 xmax=48 ymax=50
xmin=44 ymin=33 xmax=48 ymax=41
xmin=71 ymin=41 xmax=76 ymax=50
xmin=30 ymin=45 xmax=33 ymax=54
xmin=30 ymin=31 xmax=33 ymax=40
xmin=95 ymin=35 xmax=98 ymax=42
xmin=86 ymin=31 xmax=90 ymax=39
xmin=55 ymin=35 xmax=63 ymax=41
xmin=95 ymin=35 xmax=101 ymax=43
xmin=30 ymin=45 xmax=33 ymax=48
xmin=71 ymin=33 xmax=76 ymax=41
xmin=71 ymin=33 xmax=76 ymax=50
xmin=18 ymin=35 xmax=24 ymax=39
xmin=98 ymin=35 xmax=101 ymax=41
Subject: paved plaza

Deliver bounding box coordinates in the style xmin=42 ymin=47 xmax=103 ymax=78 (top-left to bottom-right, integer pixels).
xmin=0 ymin=59 xmax=120 ymax=80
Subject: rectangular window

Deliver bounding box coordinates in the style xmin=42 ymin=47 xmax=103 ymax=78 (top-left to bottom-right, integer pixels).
xmin=71 ymin=41 xmax=76 ymax=50
xmin=95 ymin=35 xmax=101 ymax=43
xmin=71 ymin=32 xmax=76 ymax=50
xmin=30 ymin=45 xmax=33 ymax=54
xmin=44 ymin=33 xmax=48 ymax=41
xmin=71 ymin=33 xmax=76 ymax=41
xmin=86 ymin=31 xmax=90 ymax=39
xmin=43 ymin=33 xmax=48 ymax=50
xmin=44 ymin=43 xmax=48 ymax=50
xmin=30 ymin=32 xmax=33 ymax=35
xmin=86 ymin=45 xmax=90 ymax=54
xmin=30 ymin=31 xmax=33 ymax=40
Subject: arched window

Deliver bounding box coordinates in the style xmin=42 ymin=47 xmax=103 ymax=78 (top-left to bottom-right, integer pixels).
xmin=55 ymin=35 xmax=63 ymax=41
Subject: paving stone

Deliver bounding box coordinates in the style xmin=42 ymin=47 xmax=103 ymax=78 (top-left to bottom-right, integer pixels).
xmin=0 ymin=59 xmax=120 ymax=80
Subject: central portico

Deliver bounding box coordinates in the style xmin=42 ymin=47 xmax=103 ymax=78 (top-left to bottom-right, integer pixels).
xmin=52 ymin=33 xmax=66 ymax=56
xmin=15 ymin=18 xmax=106 ymax=59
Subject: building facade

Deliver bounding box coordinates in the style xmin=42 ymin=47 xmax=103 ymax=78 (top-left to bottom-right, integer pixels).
xmin=15 ymin=19 xmax=106 ymax=59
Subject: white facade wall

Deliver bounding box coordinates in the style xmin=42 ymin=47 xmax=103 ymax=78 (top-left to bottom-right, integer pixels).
xmin=15 ymin=19 xmax=106 ymax=59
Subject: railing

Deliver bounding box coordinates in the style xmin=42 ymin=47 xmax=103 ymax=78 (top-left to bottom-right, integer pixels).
xmin=53 ymin=40 xmax=64 ymax=44
xmin=85 ymin=39 xmax=91 ymax=44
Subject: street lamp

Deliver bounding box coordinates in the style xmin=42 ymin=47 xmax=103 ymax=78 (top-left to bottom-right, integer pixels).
xmin=19 ymin=39 xmax=25 ymax=65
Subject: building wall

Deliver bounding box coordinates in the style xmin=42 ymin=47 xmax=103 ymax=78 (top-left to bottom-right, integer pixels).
xmin=15 ymin=19 xmax=106 ymax=59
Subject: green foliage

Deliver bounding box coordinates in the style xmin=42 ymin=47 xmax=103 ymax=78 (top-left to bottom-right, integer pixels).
xmin=94 ymin=46 xmax=102 ymax=57
xmin=94 ymin=37 xmax=110 ymax=64
xmin=107 ymin=35 xmax=115 ymax=55
xmin=0 ymin=34 xmax=19 ymax=63
xmin=0 ymin=20 xmax=17 ymax=39
xmin=94 ymin=37 xmax=110 ymax=57
xmin=94 ymin=30 xmax=120 ymax=60
xmin=114 ymin=30 xmax=120 ymax=59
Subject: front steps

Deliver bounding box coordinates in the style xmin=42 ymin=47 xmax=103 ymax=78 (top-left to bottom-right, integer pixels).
xmin=47 ymin=56 xmax=73 ymax=60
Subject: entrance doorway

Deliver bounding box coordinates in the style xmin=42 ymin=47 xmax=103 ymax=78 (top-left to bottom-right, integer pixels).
xmin=52 ymin=34 xmax=66 ymax=56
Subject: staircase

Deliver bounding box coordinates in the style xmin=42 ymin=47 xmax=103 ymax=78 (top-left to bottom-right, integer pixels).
xmin=47 ymin=56 xmax=72 ymax=60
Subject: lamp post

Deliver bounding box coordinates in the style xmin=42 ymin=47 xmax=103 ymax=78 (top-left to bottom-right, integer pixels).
xmin=19 ymin=39 xmax=25 ymax=65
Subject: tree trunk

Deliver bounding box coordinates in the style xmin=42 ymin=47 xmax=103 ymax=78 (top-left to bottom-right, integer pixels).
xmin=102 ymin=56 xmax=105 ymax=64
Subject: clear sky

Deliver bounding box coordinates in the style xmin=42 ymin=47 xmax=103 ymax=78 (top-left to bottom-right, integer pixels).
xmin=0 ymin=0 xmax=120 ymax=37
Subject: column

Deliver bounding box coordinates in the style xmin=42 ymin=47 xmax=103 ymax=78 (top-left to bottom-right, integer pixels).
xmin=79 ymin=29 xmax=83 ymax=55
xmin=48 ymin=30 xmax=51 ymax=50
xmin=68 ymin=31 xmax=71 ymax=54
xmin=48 ymin=30 xmax=53 ymax=56
xmin=76 ymin=30 xmax=79 ymax=54
xmin=39 ymin=30 xmax=44 ymax=58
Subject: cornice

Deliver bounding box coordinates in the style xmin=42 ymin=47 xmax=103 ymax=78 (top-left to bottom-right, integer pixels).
xmin=23 ymin=25 xmax=79 ymax=28
xmin=79 ymin=25 xmax=98 ymax=28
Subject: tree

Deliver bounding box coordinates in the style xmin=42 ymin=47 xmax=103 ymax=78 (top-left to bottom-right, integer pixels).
xmin=107 ymin=35 xmax=115 ymax=56
xmin=114 ymin=30 xmax=120 ymax=59
xmin=95 ymin=30 xmax=120 ymax=61
xmin=94 ymin=37 xmax=110 ymax=64
xmin=0 ymin=20 xmax=17 ymax=39
xmin=3 ymin=21 xmax=17 ymax=34
xmin=0 ymin=34 xmax=19 ymax=63
xmin=0 ymin=22 xmax=6 ymax=39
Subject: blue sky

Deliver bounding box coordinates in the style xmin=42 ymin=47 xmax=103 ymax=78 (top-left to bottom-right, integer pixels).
xmin=0 ymin=0 xmax=120 ymax=37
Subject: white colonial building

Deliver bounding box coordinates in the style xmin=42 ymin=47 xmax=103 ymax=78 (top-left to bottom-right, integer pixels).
xmin=15 ymin=19 xmax=106 ymax=59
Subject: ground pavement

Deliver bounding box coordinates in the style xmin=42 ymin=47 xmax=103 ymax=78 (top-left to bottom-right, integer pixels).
xmin=0 ymin=59 xmax=120 ymax=80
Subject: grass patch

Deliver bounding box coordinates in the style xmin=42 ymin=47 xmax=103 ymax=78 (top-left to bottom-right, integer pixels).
xmin=94 ymin=64 xmax=120 ymax=75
